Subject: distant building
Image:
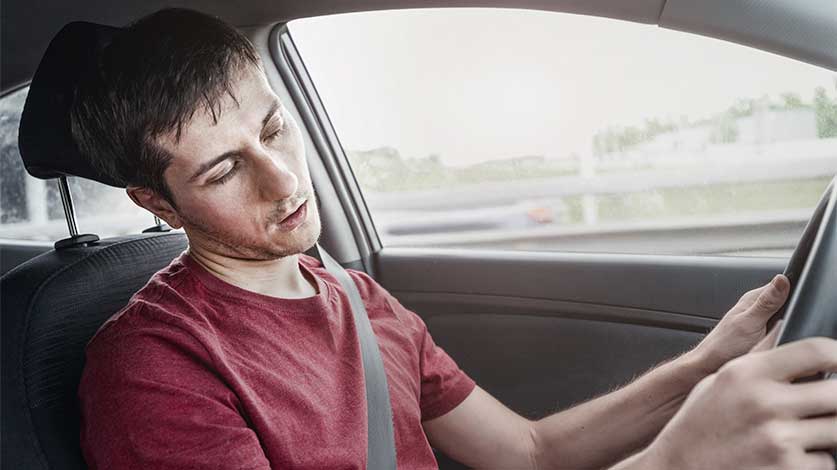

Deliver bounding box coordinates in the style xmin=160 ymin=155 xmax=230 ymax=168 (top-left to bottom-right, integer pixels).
xmin=608 ymin=107 xmax=819 ymax=160
xmin=736 ymin=108 xmax=817 ymax=144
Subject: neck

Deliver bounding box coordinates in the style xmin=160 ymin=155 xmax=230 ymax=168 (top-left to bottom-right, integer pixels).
xmin=186 ymin=244 xmax=318 ymax=299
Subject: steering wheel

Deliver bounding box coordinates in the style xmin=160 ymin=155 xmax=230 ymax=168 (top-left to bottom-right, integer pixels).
xmin=768 ymin=173 xmax=837 ymax=462
xmin=771 ymin=175 xmax=837 ymax=371
xmin=771 ymin=175 xmax=837 ymax=461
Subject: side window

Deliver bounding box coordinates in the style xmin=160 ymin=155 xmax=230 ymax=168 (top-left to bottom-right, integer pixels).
xmin=289 ymin=9 xmax=837 ymax=256
xmin=0 ymin=87 xmax=153 ymax=241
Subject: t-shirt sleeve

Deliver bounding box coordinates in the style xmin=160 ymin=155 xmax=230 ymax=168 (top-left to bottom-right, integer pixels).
xmin=413 ymin=312 xmax=477 ymax=422
xmin=78 ymin=307 xmax=270 ymax=470
xmin=353 ymin=272 xmax=476 ymax=422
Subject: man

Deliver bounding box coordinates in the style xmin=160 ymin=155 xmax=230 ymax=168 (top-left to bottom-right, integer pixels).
xmin=75 ymin=8 xmax=837 ymax=470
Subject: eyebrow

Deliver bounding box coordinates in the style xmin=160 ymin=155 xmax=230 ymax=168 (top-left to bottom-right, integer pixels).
xmin=188 ymin=99 xmax=282 ymax=183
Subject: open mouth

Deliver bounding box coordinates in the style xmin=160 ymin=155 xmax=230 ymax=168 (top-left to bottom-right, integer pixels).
xmin=278 ymin=200 xmax=308 ymax=230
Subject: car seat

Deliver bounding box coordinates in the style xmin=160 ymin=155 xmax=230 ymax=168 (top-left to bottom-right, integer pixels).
xmin=1 ymin=22 xmax=189 ymax=469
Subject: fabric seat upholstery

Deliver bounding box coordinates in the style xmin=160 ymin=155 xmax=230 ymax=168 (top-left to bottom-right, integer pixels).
xmin=0 ymin=19 xmax=193 ymax=469
xmin=1 ymin=232 xmax=188 ymax=469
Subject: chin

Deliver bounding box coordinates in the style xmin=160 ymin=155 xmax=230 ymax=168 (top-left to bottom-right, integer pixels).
xmin=265 ymin=219 xmax=321 ymax=259
xmin=294 ymin=221 xmax=322 ymax=255
xmin=189 ymin=212 xmax=321 ymax=261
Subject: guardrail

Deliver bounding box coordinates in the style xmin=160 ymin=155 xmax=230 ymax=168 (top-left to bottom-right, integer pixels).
xmin=378 ymin=208 xmax=812 ymax=256
xmin=365 ymin=145 xmax=837 ymax=255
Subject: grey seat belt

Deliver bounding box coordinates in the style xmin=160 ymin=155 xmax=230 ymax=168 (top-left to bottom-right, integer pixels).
xmin=309 ymin=244 xmax=397 ymax=470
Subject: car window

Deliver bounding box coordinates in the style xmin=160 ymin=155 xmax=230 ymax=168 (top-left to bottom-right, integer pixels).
xmin=0 ymin=86 xmax=154 ymax=241
xmin=288 ymin=8 xmax=837 ymax=257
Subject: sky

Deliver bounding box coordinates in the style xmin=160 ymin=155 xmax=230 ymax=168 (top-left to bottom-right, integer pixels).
xmin=289 ymin=8 xmax=837 ymax=167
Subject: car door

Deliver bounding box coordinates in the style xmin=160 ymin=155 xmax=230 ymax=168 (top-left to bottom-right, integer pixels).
xmin=272 ymin=6 xmax=836 ymax=468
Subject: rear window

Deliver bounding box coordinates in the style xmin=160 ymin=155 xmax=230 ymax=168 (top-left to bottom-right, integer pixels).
xmin=0 ymin=87 xmax=152 ymax=241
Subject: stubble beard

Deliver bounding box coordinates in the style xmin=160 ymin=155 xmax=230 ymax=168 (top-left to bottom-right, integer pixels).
xmin=181 ymin=191 xmax=322 ymax=261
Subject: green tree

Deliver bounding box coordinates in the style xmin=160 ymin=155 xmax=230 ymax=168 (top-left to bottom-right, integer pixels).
xmin=814 ymin=86 xmax=837 ymax=138
xmin=778 ymin=92 xmax=807 ymax=109
xmin=710 ymin=114 xmax=739 ymax=144
xmin=728 ymin=98 xmax=757 ymax=118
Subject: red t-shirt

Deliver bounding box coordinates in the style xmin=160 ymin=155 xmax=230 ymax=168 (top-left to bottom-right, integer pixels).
xmin=78 ymin=252 xmax=475 ymax=469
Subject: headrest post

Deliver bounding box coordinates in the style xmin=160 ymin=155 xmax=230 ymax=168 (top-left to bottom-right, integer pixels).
xmin=57 ymin=176 xmax=79 ymax=237
xmin=53 ymin=176 xmax=99 ymax=249
xmin=142 ymin=215 xmax=172 ymax=233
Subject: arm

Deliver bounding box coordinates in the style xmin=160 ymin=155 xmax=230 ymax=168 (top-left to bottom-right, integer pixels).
xmin=424 ymin=350 xmax=706 ymax=470
xmin=530 ymin=349 xmax=707 ymax=469
xmin=424 ymin=276 xmax=792 ymax=469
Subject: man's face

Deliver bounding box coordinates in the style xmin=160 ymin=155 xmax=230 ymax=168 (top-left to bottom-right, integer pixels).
xmin=155 ymin=64 xmax=321 ymax=260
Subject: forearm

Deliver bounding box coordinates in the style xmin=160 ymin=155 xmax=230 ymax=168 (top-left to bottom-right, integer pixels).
xmin=530 ymin=351 xmax=709 ymax=470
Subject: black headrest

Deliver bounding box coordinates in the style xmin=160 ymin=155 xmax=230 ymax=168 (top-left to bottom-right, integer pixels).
xmin=18 ymin=22 xmax=123 ymax=187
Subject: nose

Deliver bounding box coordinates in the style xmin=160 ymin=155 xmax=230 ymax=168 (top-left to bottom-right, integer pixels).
xmin=253 ymin=148 xmax=298 ymax=201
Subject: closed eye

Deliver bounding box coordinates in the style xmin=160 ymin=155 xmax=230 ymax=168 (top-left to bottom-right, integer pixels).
xmin=210 ymin=160 xmax=241 ymax=185
xmin=262 ymin=113 xmax=286 ymax=143
xmin=263 ymin=127 xmax=283 ymax=142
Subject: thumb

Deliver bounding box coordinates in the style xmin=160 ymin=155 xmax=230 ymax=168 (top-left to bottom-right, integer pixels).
xmin=748 ymin=275 xmax=790 ymax=320
xmin=751 ymin=320 xmax=783 ymax=353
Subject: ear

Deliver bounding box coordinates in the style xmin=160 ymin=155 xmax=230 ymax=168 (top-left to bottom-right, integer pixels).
xmin=126 ymin=186 xmax=183 ymax=229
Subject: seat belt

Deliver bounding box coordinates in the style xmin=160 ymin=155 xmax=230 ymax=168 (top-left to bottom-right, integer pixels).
xmin=308 ymin=244 xmax=397 ymax=470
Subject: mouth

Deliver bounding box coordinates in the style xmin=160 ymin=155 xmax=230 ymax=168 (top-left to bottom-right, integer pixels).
xmin=276 ymin=200 xmax=308 ymax=231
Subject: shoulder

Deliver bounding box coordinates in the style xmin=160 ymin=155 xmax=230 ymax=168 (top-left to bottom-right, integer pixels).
xmin=86 ymin=254 xmax=210 ymax=354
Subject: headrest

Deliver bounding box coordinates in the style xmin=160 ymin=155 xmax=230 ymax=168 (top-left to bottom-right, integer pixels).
xmin=18 ymin=22 xmax=123 ymax=187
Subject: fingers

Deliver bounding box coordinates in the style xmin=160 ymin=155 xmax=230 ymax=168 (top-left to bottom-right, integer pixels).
xmin=751 ymin=320 xmax=784 ymax=353
xmin=783 ymin=379 xmax=837 ymax=418
xmin=757 ymin=338 xmax=837 ymax=381
xmin=795 ymin=416 xmax=837 ymax=450
xmin=797 ymin=451 xmax=837 ymax=470
xmin=790 ymin=416 xmax=837 ymax=450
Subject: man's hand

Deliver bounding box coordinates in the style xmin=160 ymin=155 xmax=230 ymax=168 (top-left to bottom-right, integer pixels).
xmin=635 ymin=337 xmax=837 ymax=470
xmin=691 ymin=274 xmax=790 ymax=373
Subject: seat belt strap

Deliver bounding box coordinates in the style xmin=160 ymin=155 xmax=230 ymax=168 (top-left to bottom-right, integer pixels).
xmin=309 ymin=244 xmax=398 ymax=470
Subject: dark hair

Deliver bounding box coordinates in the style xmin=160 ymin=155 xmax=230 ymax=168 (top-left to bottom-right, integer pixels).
xmin=69 ymin=8 xmax=260 ymax=206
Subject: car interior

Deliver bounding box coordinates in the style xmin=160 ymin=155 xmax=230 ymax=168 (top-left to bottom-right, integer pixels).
xmin=2 ymin=0 xmax=836 ymax=469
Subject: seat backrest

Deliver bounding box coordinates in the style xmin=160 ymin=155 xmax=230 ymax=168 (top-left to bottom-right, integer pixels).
xmin=1 ymin=232 xmax=188 ymax=469
xmin=0 ymin=16 xmax=195 ymax=469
